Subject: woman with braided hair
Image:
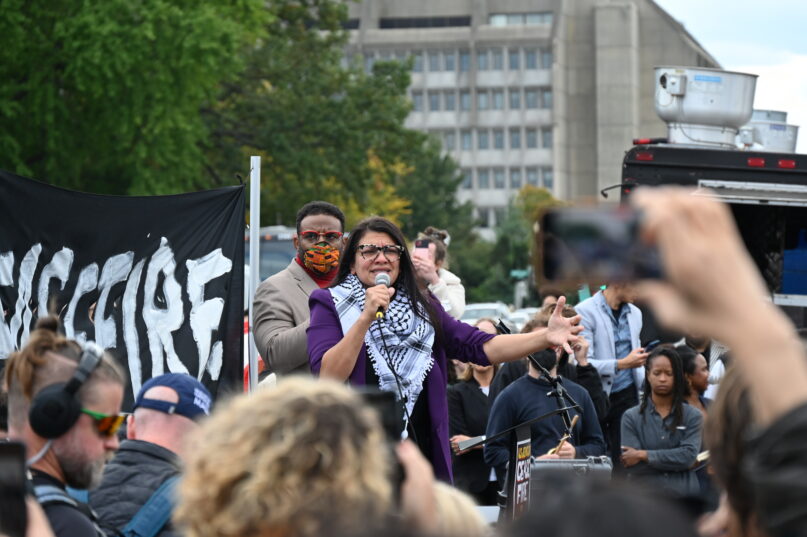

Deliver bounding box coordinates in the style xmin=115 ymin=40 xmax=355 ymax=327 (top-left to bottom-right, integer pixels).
xmin=307 ymin=216 xmax=583 ymax=482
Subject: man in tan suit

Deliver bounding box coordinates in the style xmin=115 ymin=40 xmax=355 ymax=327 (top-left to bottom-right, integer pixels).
xmin=252 ymin=201 xmax=346 ymax=376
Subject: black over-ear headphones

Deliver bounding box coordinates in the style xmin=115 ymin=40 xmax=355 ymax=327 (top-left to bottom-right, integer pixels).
xmin=28 ymin=343 xmax=104 ymax=439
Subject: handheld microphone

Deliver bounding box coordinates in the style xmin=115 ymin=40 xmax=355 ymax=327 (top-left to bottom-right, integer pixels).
xmin=374 ymin=272 xmax=391 ymax=319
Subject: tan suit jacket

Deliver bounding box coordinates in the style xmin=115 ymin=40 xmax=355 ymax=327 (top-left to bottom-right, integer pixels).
xmin=252 ymin=260 xmax=318 ymax=375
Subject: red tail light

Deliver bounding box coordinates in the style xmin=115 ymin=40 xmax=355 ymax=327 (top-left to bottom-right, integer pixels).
xmin=635 ymin=152 xmax=654 ymax=161
xmin=747 ymin=157 xmax=765 ymax=167
xmin=778 ymin=159 xmax=796 ymax=169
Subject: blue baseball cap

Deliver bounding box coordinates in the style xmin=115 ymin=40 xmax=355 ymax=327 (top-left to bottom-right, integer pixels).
xmin=133 ymin=373 xmax=212 ymax=420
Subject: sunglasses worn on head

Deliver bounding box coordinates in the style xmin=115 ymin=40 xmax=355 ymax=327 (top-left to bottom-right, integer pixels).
xmin=81 ymin=408 xmax=128 ymax=438
xmin=300 ymin=230 xmax=343 ymax=243
xmin=357 ymin=244 xmax=403 ymax=261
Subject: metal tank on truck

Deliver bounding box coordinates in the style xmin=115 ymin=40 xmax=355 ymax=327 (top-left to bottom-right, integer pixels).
xmin=617 ymin=66 xmax=807 ymax=327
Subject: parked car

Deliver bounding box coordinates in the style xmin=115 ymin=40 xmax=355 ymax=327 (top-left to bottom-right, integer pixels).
xmin=460 ymin=302 xmax=511 ymax=327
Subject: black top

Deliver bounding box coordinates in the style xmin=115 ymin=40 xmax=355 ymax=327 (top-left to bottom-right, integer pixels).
xmin=365 ymin=355 xmax=432 ymax=459
xmin=31 ymin=470 xmax=103 ymax=537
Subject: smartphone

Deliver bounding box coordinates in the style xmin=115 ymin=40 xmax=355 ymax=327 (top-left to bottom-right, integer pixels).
xmin=358 ymin=388 xmax=405 ymax=504
xmin=0 ymin=441 xmax=28 ymax=537
xmin=413 ymin=238 xmax=432 ymax=259
xmin=539 ymin=207 xmax=663 ymax=286
xmin=358 ymin=388 xmax=405 ymax=443
xmin=644 ymin=339 xmax=662 ymax=353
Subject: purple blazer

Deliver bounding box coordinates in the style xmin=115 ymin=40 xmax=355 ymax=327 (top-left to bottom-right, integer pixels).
xmin=307 ymin=287 xmax=494 ymax=482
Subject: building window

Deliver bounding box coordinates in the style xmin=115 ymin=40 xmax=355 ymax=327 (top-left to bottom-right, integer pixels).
xmin=542 ymin=88 xmax=553 ymax=108
xmin=510 ymin=128 xmax=521 ymax=149
xmin=525 ymin=88 xmax=539 ymax=109
xmin=490 ymin=12 xmax=554 ymax=26
xmin=461 ymin=130 xmax=472 ymax=150
xmin=364 ymin=53 xmax=375 ymax=73
xmin=379 ymin=51 xmax=391 ymax=60
xmin=460 ymin=90 xmax=471 ymax=111
xmin=542 ymin=167 xmax=554 ymax=189
xmin=444 ymin=50 xmax=456 ymax=71
xmin=412 ymin=91 xmax=423 ymax=112
xmin=494 ymin=207 xmax=507 ymax=226
xmin=428 ymin=51 xmax=441 ymax=71
xmin=460 ymin=50 xmax=471 ymax=72
xmin=526 ymin=167 xmax=539 ymax=185
xmin=443 ymin=131 xmax=455 ymax=150
xmin=526 ymin=128 xmax=538 ymax=148
xmin=526 ymin=12 xmax=554 ymax=25
xmin=508 ymin=48 xmax=520 ymax=70
xmin=477 ymin=90 xmax=489 ymax=110
xmin=542 ymin=127 xmax=553 ymax=148
xmin=492 ymin=89 xmax=504 ymax=110
xmin=478 ymin=129 xmax=489 ymax=149
xmin=478 ymin=169 xmax=490 ymax=188
xmin=492 ymin=49 xmax=503 ymax=70
xmin=493 ymin=129 xmax=504 ymax=149
xmin=444 ymin=91 xmax=456 ymax=111
xmin=510 ymin=168 xmax=522 ymax=189
xmin=428 ymin=91 xmax=440 ymax=112
xmin=525 ymin=49 xmax=537 ymax=69
xmin=412 ymin=52 xmax=423 ymax=72
xmin=509 ymin=88 xmax=521 ymax=110
xmin=541 ymin=49 xmax=553 ymax=69
xmin=462 ymin=169 xmax=473 ymax=189
xmin=477 ymin=207 xmax=491 ymax=227
xmin=494 ymin=169 xmax=506 ymax=189
xmin=477 ymin=50 xmax=489 ymax=70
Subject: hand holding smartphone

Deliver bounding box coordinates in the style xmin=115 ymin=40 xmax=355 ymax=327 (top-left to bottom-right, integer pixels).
xmin=539 ymin=207 xmax=663 ymax=287
xmin=0 ymin=441 xmax=28 ymax=537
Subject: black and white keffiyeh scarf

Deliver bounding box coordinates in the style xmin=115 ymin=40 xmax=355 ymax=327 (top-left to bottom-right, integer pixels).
xmin=330 ymin=274 xmax=435 ymax=420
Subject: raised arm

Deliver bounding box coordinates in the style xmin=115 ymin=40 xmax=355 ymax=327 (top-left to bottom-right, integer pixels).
xmin=482 ymin=296 xmax=582 ymax=364
xmin=634 ymin=188 xmax=807 ymax=425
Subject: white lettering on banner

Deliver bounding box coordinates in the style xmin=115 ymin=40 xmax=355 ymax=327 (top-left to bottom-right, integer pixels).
xmin=186 ymin=249 xmax=231 ymax=381
xmin=10 ymin=244 xmax=41 ymax=347
xmin=36 ymin=247 xmax=74 ymax=320
xmin=0 ymin=252 xmax=15 ymax=354
xmin=124 ymin=259 xmax=146 ymax=395
xmin=64 ymin=263 xmax=99 ymax=345
xmin=96 ymin=252 xmax=134 ymax=351
xmin=0 ymin=238 xmax=234 ymax=394
xmin=143 ymin=238 xmax=187 ymax=378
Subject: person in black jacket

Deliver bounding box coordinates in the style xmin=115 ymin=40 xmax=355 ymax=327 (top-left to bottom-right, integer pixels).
xmin=447 ymin=318 xmax=499 ymax=505
xmin=90 ymin=373 xmax=212 ymax=537
xmin=490 ymin=305 xmax=609 ymax=422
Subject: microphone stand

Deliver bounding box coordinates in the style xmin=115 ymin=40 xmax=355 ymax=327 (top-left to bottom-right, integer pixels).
xmin=495 ymin=320 xmax=581 ymax=438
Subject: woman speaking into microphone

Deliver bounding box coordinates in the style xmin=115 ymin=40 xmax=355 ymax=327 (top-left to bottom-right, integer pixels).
xmin=307 ymin=217 xmax=582 ymax=482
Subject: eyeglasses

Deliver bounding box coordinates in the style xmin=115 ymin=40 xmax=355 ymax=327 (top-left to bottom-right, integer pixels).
xmin=357 ymin=244 xmax=404 ymax=261
xmin=81 ymin=408 xmax=128 ymax=438
xmin=299 ymin=230 xmax=343 ymax=243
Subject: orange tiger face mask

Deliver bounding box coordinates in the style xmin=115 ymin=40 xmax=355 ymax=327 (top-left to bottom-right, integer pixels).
xmin=303 ymin=243 xmax=340 ymax=273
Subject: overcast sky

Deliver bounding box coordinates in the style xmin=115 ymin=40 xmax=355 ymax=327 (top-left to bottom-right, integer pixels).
xmin=653 ymin=0 xmax=807 ymax=153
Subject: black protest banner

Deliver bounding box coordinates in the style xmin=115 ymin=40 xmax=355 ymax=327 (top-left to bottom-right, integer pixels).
xmin=0 ymin=169 xmax=245 ymax=406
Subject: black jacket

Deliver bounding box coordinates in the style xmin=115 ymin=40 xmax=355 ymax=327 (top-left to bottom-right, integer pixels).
xmin=447 ymin=379 xmax=495 ymax=494
xmin=490 ymin=359 xmax=609 ymax=422
xmin=89 ymin=439 xmax=181 ymax=537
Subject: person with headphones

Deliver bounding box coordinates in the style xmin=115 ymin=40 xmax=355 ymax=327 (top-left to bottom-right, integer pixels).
xmin=3 ymin=317 xmax=126 ymax=537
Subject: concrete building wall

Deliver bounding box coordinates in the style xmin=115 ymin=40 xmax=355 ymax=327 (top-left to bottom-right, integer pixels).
xmin=346 ymin=0 xmax=718 ymax=230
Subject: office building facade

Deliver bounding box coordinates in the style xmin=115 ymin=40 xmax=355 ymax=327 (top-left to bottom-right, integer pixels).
xmin=346 ymin=0 xmax=718 ymax=233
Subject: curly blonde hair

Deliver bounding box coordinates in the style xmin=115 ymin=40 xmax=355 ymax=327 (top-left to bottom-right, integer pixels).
xmin=174 ymin=378 xmax=394 ymax=537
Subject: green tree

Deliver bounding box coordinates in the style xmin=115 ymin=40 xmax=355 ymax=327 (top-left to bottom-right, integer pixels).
xmin=0 ymin=0 xmax=269 ymax=194
xmin=204 ymin=0 xmax=425 ymax=225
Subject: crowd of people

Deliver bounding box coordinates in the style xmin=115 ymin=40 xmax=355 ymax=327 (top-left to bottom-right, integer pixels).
xmin=2 ymin=190 xmax=807 ymax=537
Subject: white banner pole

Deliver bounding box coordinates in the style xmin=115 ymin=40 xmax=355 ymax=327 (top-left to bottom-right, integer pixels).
xmin=247 ymin=156 xmax=261 ymax=392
